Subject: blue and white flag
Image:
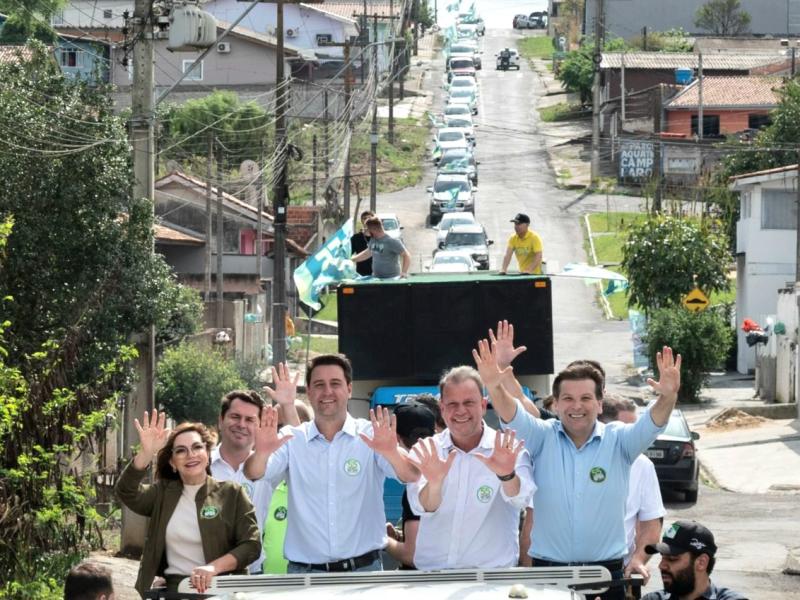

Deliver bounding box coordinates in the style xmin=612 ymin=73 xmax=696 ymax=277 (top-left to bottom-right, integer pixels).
xmin=446 ymin=187 xmax=459 ymax=209
xmin=446 ymin=0 xmax=461 ymax=13
xmin=293 ymin=219 xmax=357 ymax=312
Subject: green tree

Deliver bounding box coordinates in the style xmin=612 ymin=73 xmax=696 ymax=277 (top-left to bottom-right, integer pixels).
xmin=629 ymin=28 xmax=693 ymax=53
xmin=156 ymin=342 xmax=246 ymax=426
xmin=0 ymin=0 xmax=63 ymax=43
xmin=0 ymin=44 xmax=190 ymax=598
xmin=161 ymin=91 xmax=272 ymax=166
xmin=694 ymin=0 xmax=751 ymax=35
xmin=557 ymin=36 xmax=626 ymax=106
xmin=646 ymin=308 xmax=733 ymax=402
xmin=621 ymin=216 xmax=731 ymax=313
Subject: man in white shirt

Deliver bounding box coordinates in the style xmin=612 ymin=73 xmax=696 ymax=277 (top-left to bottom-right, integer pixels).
xmin=600 ymin=395 xmax=665 ymax=584
xmin=245 ymin=354 xmax=420 ymax=573
xmin=407 ymin=366 xmax=535 ymax=570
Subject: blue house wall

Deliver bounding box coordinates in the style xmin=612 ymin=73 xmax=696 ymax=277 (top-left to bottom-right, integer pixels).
xmin=55 ymin=38 xmax=110 ymax=83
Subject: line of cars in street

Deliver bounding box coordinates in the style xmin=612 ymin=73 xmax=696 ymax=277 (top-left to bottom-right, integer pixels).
xmin=425 ymin=20 xmax=494 ymax=273
xmin=513 ymin=11 xmax=548 ymax=29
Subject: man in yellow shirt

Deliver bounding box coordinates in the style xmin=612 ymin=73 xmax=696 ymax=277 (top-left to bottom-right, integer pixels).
xmin=499 ymin=213 xmax=543 ymax=274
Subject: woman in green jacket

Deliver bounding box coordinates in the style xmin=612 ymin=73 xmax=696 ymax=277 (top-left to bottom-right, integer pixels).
xmin=116 ymin=410 xmax=261 ymax=597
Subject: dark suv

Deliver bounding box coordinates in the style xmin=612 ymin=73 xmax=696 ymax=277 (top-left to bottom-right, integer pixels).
xmin=437 ymin=224 xmax=493 ymax=270
xmin=646 ymin=410 xmax=700 ymax=502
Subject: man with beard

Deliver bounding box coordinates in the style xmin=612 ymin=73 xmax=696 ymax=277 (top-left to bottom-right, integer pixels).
xmin=642 ymin=521 xmax=747 ymax=599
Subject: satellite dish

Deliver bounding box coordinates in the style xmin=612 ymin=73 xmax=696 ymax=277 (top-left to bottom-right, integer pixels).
xmin=240 ymin=159 xmax=259 ymax=180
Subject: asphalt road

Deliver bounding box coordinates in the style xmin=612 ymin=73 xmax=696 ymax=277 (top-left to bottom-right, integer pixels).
xmin=378 ymin=27 xmax=800 ymax=599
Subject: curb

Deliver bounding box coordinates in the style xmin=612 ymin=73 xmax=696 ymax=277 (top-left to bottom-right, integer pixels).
xmin=583 ymin=214 xmax=615 ymax=320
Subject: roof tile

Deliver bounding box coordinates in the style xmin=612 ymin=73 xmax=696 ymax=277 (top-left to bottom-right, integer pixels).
xmin=601 ymin=52 xmax=788 ymax=71
xmin=665 ymin=76 xmax=782 ymax=109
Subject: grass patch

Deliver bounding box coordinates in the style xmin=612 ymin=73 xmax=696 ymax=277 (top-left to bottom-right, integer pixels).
xmin=587 ymin=212 xmax=647 ymax=234
xmin=293 ymin=335 xmax=339 ymax=356
xmin=538 ymin=102 xmax=585 ymax=122
xmin=517 ymin=36 xmax=555 ymax=60
xmin=314 ymin=293 xmax=338 ymax=322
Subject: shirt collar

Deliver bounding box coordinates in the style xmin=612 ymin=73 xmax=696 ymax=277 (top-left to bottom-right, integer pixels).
xmin=307 ymin=414 xmax=358 ymax=441
xmin=440 ymin=422 xmax=494 ymax=453
xmin=554 ymin=419 xmax=605 ymax=448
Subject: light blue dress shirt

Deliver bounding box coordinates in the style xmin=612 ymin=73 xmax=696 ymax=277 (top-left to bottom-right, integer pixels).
xmin=505 ymin=399 xmax=666 ymax=563
xmin=263 ymin=414 xmax=397 ymax=564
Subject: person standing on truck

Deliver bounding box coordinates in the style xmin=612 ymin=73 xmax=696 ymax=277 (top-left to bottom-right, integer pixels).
xmin=499 ymin=213 xmax=543 ymax=275
xmin=352 ymin=217 xmax=411 ymax=279
xmin=642 ymin=521 xmax=748 ymax=600
xmin=407 ymin=366 xmax=535 ymax=570
xmin=244 ymin=354 xmax=420 ymax=573
xmin=350 ymin=210 xmax=374 ymax=277
xmin=385 ymin=401 xmax=437 ymax=569
xmin=473 ymin=334 xmax=681 ymax=600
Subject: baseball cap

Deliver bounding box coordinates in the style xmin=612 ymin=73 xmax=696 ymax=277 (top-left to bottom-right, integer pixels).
xmin=511 ymin=213 xmax=530 ymax=224
xmin=394 ymin=402 xmax=435 ymax=442
xmin=645 ymin=520 xmax=717 ymax=557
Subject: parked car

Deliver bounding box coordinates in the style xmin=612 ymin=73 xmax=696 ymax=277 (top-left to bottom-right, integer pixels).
xmin=444 ymin=103 xmax=472 ymax=118
xmin=448 ymin=88 xmax=478 ymax=115
xmin=445 ymin=116 xmax=476 ymax=146
xmin=377 ymin=213 xmax=403 ymax=242
xmin=434 ymin=211 xmax=478 ymax=245
xmin=448 ymin=75 xmax=480 ymax=98
xmin=432 ymin=128 xmax=469 ymax=162
xmin=456 ymin=23 xmax=479 ymax=40
xmin=437 ymin=223 xmax=493 ymax=270
xmin=428 ymin=249 xmax=478 ymax=273
xmin=496 ymin=48 xmax=521 ymax=70
xmin=427 ymin=173 xmax=475 ymax=224
xmin=437 ymin=147 xmax=479 ymax=186
xmin=449 ymin=43 xmax=482 ymax=69
xmin=447 ymin=57 xmax=476 ymax=82
xmin=474 ymin=17 xmax=486 ymax=36
xmin=529 ymin=12 xmax=547 ymax=29
xmin=646 ymin=409 xmax=700 ymax=502
xmin=513 ymin=14 xmax=530 ymax=28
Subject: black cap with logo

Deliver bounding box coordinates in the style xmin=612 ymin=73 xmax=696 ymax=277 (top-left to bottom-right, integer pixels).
xmin=645 ymin=520 xmax=717 ymax=557
xmin=510 ymin=213 xmax=530 ymax=224
xmin=394 ymin=402 xmax=436 ymax=444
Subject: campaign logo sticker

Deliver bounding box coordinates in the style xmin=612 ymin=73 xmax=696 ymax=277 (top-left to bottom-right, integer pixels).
xmin=200 ymin=505 xmax=219 ymax=519
xmin=344 ymin=458 xmax=361 ymax=476
xmin=665 ymin=523 xmax=681 ymax=539
xmin=273 ymin=506 xmax=288 ymax=521
xmin=476 ymin=485 xmax=493 ymax=503
xmin=589 ymin=467 xmax=607 ymax=483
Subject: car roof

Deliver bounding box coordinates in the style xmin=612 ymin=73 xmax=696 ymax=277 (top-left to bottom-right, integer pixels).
xmin=376 ymin=213 xmax=398 ymax=220
xmin=437 ymin=128 xmax=466 ymax=136
xmin=435 ymin=173 xmax=470 ymax=182
xmin=435 ymin=249 xmax=474 ymax=259
xmin=440 ymin=213 xmax=477 ymax=223
xmin=448 ymin=224 xmax=484 ymax=234
xmin=451 ymin=75 xmax=476 ymax=83
xmin=441 ymin=147 xmax=473 ymax=156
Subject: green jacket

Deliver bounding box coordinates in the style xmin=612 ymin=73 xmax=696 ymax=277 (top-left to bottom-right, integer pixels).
xmin=116 ymin=461 xmax=260 ymax=597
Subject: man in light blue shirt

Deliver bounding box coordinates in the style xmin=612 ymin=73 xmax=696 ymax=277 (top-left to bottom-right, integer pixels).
xmin=473 ymin=326 xmax=681 ymax=600
xmin=245 ymin=354 xmax=420 ymax=573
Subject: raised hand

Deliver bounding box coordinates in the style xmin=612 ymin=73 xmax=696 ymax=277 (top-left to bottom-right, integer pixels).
xmin=472 ymin=338 xmax=513 ymax=391
xmin=474 ymin=429 xmax=523 ymax=477
xmin=265 ymin=362 xmax=299 ymax=407
xmin=489 ymin=320 xmax=527 ymax=369
xmin=253 ymin=405 xmax=293 ymax=456
xmin=360 ymin=407 xmax=400 ymax=456
xmin=647 ymin=346 xmax=682 ymax=400
xmin=411 ymin=437 xmax=456 ymax=485
xmin=134 ymin=410 xmax=171 ymax=461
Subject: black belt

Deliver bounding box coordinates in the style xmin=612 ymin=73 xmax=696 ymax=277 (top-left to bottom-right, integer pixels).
xmin=291 ymin=549 xmax=380 ymax=572
xmin=533 ymin=557 xmax=624 ymax=573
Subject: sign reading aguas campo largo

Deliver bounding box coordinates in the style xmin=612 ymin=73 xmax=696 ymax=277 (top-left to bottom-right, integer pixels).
xmin=619 ymin=141 xmax=654 ymax=180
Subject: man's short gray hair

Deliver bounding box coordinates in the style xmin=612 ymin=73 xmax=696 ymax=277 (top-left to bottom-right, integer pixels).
xmin=600 ymin=394 xmax=637 ymax=423
xmin=439 ymin=365 xmax=484 ymax=398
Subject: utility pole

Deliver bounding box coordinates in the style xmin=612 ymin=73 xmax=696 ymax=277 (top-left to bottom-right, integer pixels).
xmin=642 ymin=26 xmax=647 ymax=51
xmin=272 ymin=0 xmax=289 ymax=366
xmin=205 ymin=134 xmax=213 ymax=299
xmin=216 ymin=144 xmax=224 ymax=328
xmin=343 ymin=41 xmax=353 ymax=222
xmin=590 ymin=0 xmax=604 ymax=183
xmin=697 ymin=52 xmax=704 ymax=141
xmin=256 ymin=139 xmax=265 ymax=281
xmin=796 ymin=153 xmax=800 ymax=281
xmin=312 ymin=134 xmax=318 ymax=206
xmin=388 ymin=0 xmax=395 ymax=144
xmin=323 ymin=89 xmax=330 ymax=180
xmin=370 ymin=14 xmax=379 ymax=212
xmin=620 ymin=52 xmax=626 ymax=124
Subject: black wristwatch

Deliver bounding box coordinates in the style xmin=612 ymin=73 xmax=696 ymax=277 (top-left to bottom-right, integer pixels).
xmin=497 ymin=470 xmax=516 ymax=482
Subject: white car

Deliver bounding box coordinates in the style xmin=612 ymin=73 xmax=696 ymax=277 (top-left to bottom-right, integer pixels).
xmin=432 ymin=128 xmax=469 ymax=161
xmin=427 ymin=172 xmax=475 ymax=224
xmin=449 ymin=43 xmax=482 ymax=69
xmin=496 ymin=48 xmax=521 ymax=70
xmin=445 ymin=115 xmax=476 ymax=146
xmin=429 ymin=249 xmax=478 ymax=273
xmin=449 ymin=75 xmax=480 ymax=98
xmin=444 ymin=103 xmax=472 ymax=118
xmin=447 ymin=88 xmax=478 ymax=115
xmin=435 ymin=211 xmax=478 ymax=245
xmin=377 ymin=213 xmax=403 ymax=242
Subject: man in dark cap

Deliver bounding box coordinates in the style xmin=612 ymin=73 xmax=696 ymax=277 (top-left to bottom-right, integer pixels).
xmin=642 ymin=520 xmax=748 ymax=599
xmin=499 ymin=213 xmax=543 ymax=275
xmin=385 ymin=400 xmax=437 ymax=569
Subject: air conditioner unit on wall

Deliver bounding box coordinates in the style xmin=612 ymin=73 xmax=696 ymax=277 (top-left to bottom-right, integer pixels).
xmin=217 ymin=41 xmax=231 ymax=53
xmin=286 ymin=28 xmax=297 ymax=37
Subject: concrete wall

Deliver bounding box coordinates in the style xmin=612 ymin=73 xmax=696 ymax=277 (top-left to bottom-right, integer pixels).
xmin=665 ymin=109 xmax=771 ymax=136
xmin=585 ymin=0 xmax=800 ymax=38
xmin=735 ymin=175 xmax=797 ymax=373
xmin=776 ymin=287 xmax=798 ymax=403
xmin=54 ymin=0 xmax=131 ymax=28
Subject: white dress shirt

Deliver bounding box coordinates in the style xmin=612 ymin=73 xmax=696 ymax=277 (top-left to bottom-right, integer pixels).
xmin=210 ymin=446 xmax=273 ymax=572
xmin=624 ymin=454 xmax=666 ymax=565
xmin=407 ymin=424 xmax=535 ymax=570
xmin=262 ymin=414 xmax=398 ymax=564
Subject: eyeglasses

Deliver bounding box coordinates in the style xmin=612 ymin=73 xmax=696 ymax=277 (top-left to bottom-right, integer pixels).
xmin=172 ymin=442 xmax=207 ymax=458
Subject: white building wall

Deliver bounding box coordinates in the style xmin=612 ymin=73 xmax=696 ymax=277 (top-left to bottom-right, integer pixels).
xmin=53 ymin=0 xmax=131 ymax=28
xmin=775 ymin=287 xmax=798 ymax=403
xmin=735 ymin=176 xmax=798 ymax=373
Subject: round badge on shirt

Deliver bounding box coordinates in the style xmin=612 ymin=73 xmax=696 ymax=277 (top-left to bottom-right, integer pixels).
xmin=344 ymin=458 xmax=361 ymax=476
xmin=273 ymin=506 xmax=288 ymax=521
xmin=200 ymin=505 xmax=219 ymax=519
xmin=476 ymin=485 xmax=493 ymax=503
xmin=589 ymin=467 xmax=607 ymax=483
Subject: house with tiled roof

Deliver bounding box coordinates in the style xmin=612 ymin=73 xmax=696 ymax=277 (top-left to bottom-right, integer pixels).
xmin=663 ymin=76 xmax=782 ymax=137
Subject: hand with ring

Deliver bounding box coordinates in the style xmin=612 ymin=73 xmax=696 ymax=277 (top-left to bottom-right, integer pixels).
xmin=191 ymin=564 xmax=217 ymax=593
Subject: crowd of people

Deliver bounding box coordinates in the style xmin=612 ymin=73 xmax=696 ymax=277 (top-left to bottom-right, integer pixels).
xmin=66 ymin=321 xmax=747 ymax=600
